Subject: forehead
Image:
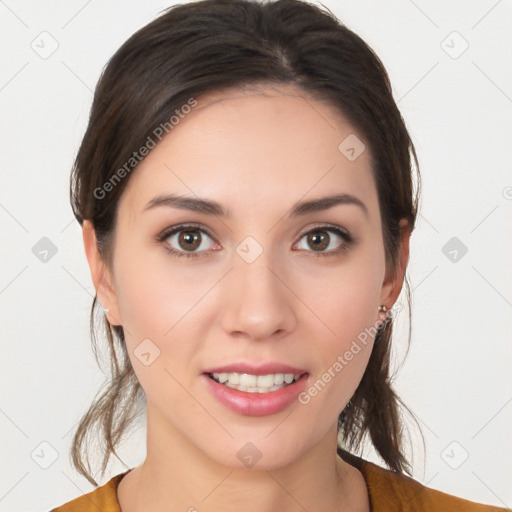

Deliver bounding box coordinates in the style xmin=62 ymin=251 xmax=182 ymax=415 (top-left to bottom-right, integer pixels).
xmin=118 ymin=84 xmax=378 ymax=223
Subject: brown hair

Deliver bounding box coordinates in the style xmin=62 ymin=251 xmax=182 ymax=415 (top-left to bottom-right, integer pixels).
xmin=69 ymin=0 xmax=421 ymax=486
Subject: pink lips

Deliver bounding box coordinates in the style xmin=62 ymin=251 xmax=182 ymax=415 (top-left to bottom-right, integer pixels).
xmin=201 ymin=362 xmax=309 ymax=416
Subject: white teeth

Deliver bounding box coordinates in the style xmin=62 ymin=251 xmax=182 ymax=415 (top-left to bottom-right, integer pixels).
xmin=228 ymin=373 xmax=240 ymax=385
xmin=210 ymin=372 xmax=303 ymax=393
xmin=239 ymin=374 xmax=257 ymax=387
xmin=256 ymin=374 xmax=274 ymax=388
xmin=274 ymin=373 xmax=285 ymax=385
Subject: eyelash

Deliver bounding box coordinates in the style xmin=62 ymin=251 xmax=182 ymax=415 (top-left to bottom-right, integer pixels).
xmin=155 ymin=223 xmax=355 ymax=259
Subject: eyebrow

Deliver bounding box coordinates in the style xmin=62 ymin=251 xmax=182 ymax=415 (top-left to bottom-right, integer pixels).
xmin=142 ymin=192 xmax=368 ymax=218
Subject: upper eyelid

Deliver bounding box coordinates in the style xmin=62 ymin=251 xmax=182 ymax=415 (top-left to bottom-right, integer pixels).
xmin=159 ymin=223 xmax=215 ymax=241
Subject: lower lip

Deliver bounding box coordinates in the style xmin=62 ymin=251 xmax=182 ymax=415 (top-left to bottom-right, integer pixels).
xmin=202 ymin=373 xmax=309 ymax=417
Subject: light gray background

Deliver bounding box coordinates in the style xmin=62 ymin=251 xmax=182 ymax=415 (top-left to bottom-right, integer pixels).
xmin=0 ymin=0 xmax=511 ymax=510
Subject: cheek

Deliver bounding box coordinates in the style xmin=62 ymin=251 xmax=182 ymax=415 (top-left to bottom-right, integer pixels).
xmin=112 ymin=263 xmax=199 ymax=410
xmin=304 ymin=252 xmax=383 ymax=339
xmin=113 ymin=239 xmax=206 ymax=339
xmin=296 ymin=250 xmax=383 ymax=408
xmin=112 ymin=240 xmax=216 ymax=388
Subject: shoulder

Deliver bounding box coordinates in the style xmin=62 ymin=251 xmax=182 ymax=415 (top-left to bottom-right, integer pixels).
xmin=50 ymin=471 xmax=128 ymax=512
xmin=338 ymin=448 xmax=509 ymax=512
xmin=360 ymin=458 xmax=509 ymax=512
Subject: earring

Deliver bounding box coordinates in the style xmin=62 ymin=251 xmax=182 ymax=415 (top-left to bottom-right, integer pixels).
xmin=377 ymin=305 xmax=389 ymax=327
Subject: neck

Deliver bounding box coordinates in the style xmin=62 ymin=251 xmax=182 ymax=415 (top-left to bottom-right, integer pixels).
xmin=118 ymin=404 xmax=369 ymax=512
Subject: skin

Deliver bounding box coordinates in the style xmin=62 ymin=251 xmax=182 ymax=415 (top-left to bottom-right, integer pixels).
xmin=83 ymin=83 xmax=410 ymax=512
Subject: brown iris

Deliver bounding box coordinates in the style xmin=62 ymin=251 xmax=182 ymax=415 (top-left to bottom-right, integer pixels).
xmin=307 ymin=230 xmax=330 ymax=251
xmin=178 ymin=230 xmax=201 ymax=251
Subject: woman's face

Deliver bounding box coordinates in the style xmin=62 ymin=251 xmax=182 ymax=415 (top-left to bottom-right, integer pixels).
xmin=90 ymin=84 xmax=402 ymax=470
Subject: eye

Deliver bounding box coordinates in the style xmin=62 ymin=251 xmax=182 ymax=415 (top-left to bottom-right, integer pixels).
xmin=156 ymin=224 xmax=218 ymax=259
xmin=156 ymin=223 xmax=355 ymax=259
xmin=294 ymin=225 xmax=354 ymax=257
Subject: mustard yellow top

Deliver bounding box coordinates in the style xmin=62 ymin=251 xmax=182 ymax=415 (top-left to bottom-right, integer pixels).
xmin=50 ymin=453 xmax=510 ymax=511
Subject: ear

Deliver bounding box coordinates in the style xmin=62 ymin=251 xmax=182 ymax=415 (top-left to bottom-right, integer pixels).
xmin=379 ymin=219 xmax=410 ymax=311
xmin=82 ymin=220 xmax=122 ymax=326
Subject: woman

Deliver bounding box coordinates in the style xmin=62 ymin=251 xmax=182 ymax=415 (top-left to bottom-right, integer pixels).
xmin=50 ymin=0 xmax=509 ymax=510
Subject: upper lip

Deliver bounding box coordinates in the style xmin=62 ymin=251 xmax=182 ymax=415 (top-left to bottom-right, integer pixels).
xmin=203 ymin=362 xmax=308 ymax=376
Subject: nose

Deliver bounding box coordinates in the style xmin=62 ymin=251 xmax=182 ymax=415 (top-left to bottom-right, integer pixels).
xmin=221 ymin=252 xmax=297 ymax=342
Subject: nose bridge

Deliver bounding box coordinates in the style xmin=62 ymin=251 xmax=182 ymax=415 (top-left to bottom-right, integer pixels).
xmin=221 ymin=240 xmax=295 ymax=339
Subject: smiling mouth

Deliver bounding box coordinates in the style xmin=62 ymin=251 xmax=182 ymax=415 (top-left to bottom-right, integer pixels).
xmin=206 ymin=372 xmax=304 ymax=393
